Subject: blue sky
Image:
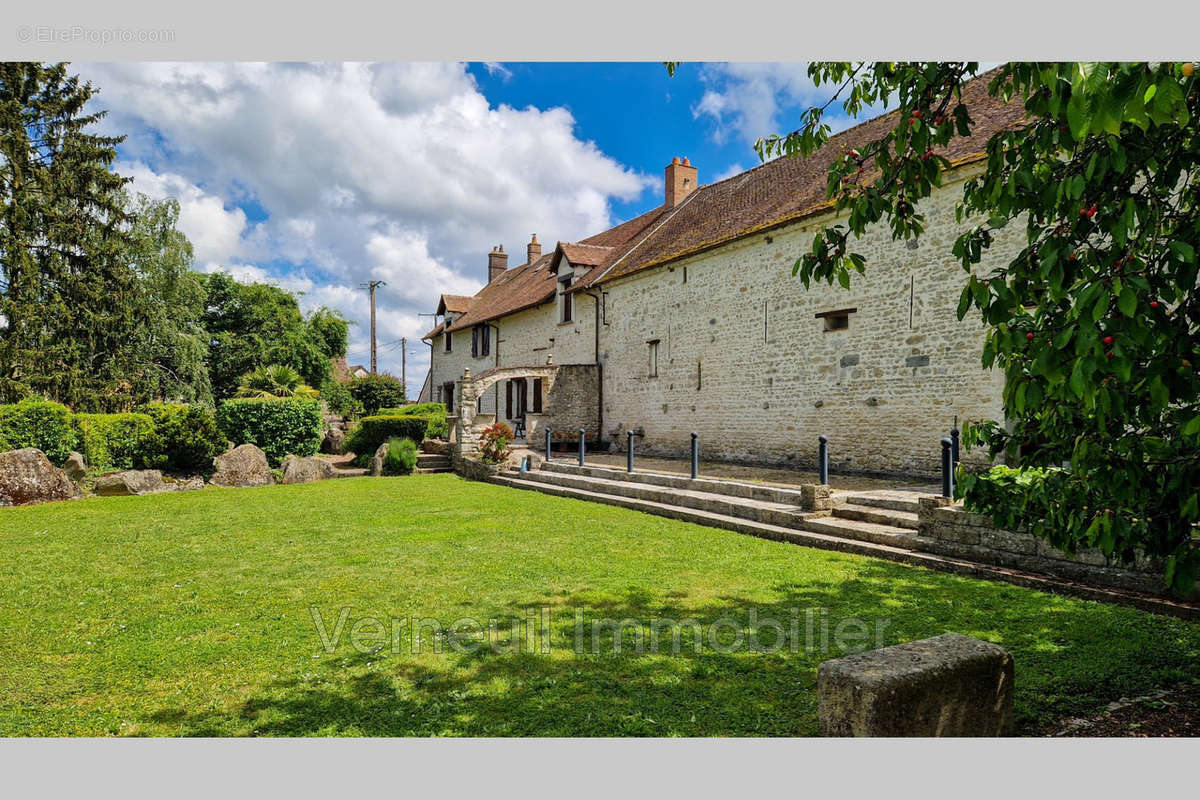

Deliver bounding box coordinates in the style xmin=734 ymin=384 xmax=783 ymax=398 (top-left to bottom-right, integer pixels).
xmin=76 ymin=62 xmax=844 ymax=397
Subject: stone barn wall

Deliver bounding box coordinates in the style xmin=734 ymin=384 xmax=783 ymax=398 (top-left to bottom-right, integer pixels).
xmin=597 ymin=168 xmax=1018 ymax=477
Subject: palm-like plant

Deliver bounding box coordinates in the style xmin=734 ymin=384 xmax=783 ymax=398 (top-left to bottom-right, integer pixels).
xmin=235 ymin=364 xmax=319 ymax=398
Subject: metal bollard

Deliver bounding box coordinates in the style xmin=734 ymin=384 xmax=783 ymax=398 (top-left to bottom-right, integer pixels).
xmin=941 ymin=437 xmax=953 ymax=498
xmin=627 ymin=429 xmax=635 ymax=472
xmin=545 ymin=428 xmax=552 ymax=462
xmin=579 ymin=428 xmax=586 ymax=467
xmin=690 ymin=432 xmax=699 ymax=479
xmin=950 ymin=425 xmax=960 ymax=468
xmin=520 ymin=455 xmax=529 ymax=473
xmin=818 ymin=434 xmax=829 ymax=486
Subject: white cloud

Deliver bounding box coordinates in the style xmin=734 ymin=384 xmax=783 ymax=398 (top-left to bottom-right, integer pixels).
xmin=121 ymin=162 xmax=251 ymax=269
xmin=79 ymin=61 xmax=654 ymax=397
xmin=693 ymin=63 xmax=869 ymax=148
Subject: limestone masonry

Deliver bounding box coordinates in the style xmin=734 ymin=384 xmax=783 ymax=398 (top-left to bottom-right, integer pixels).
xmin=421 ymin=75 xmax=1027 ymax=477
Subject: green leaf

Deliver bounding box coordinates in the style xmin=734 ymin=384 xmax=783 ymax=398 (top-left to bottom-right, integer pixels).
xmin=1184 ymin=415 xmax=1200 ymax=436
xmin=1118 ymin=287 xmax=1137 ymax=317
xmin=1169 ymin=240 xmax=1195 ymax=262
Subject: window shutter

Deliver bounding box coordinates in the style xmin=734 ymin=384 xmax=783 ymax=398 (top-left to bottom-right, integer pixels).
xmin=505 ymin=380 xmax=513 ymax=419
xmin=471 ymin=326 xmax=478 ymax=357
xmin=482 ymin=325 xmax=490 ymax=357
xmin=533 ymin=378 xmax=542 ymax=413
xmin=518 ymin=379 xmax=527 ymax=416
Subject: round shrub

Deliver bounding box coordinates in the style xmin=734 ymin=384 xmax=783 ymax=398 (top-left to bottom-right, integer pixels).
xmin=137 ymin=403 xmax=228 ymax=472
xmin=0 ymin=398 xmax=78 ymax=464
xmin=72 ymin=413 xmax=157 ymax=471
xmin=382 ymin=437 xmax=419 ymax=476
xmin=216 ymin=397 xmax=323 ymax=466
xmin=347 ymin=374 xmax=406 ymax=416
xmin=345 ymin=415 xmax=429 ymax=465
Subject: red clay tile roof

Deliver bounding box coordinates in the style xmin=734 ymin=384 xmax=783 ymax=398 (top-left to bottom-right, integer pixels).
xmin=442 ymin=252 xmax=559 ymax=333
xmin=437 ymin=294 xmax=475 ymax=315
xmin=586 ymin=74 xmax=1025 ymax=287
xmin=556 ymin=242 xmax=614 ymax=268
xmin=432 ymin=71 xmax=1024 ymax=327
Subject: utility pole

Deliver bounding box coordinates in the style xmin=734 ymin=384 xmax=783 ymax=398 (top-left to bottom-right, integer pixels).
xmin=361 ymin=280 xmax=386 ymax=374
xmin=401 ymin=337 xmax=407 ymax=399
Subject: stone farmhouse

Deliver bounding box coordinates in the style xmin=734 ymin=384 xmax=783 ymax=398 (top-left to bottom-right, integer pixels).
xmin=420 ymin=76 xmax=1026 ymax=477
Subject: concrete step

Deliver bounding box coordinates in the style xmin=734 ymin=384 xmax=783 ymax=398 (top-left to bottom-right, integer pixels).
xmin=840 ymin=491 xmax=923 ymax=514
xmin=833 ymin=503 xmax=920 ymax=530
xmin=541 ymin=460 xmax=811 ymax=506
xmin=417 ymin=454 xmax=450 ymax=467
xmin=516 ymin=468 xmax=810 ymax=528
xmin=415 ymin=467 xmax=452 ymax=474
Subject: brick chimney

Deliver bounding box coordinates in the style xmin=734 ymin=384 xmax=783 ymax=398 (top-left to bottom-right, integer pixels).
xmin=665 ymin=156 xmax=698 ymax=208
xmin=527 ymin=233 xmax=542 ymax=266
xmin=488 ymin=245 xmax=508 ymax=283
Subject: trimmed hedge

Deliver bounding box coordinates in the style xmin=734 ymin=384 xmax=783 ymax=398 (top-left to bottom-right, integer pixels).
xmin=378 ymin=402 xmax=448 ymax=439
xmin=216 ymin=397 xmax=323 ymax=466
xmin=73 ymin=413 xmax=157 ymax=471
xmin=0 ymin=398 xmax=78 ymax=464
xmin=346 ymin=415 xmax=429 ymax=464
xmin=137 ymin=403 xmax=228 ymax=472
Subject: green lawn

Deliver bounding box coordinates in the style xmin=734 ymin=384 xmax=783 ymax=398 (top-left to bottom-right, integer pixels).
xmin=1 ymin=475 xmax=1197 ymax=736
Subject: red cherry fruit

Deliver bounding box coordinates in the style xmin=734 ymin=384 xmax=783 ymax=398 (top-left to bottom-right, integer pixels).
xmin=1150 ymin=301 xmax=1159 ymax=308
xmin=1103 ymin=336 xmax=1114 ymax=345
xmin=1026 ymin=332 xmax=1035 ymax=341
xmin=1068 ymin=252 xmax=1077 ymax=262
xmin=1105 ymin=352 xmax=1115 ymax=360
xmin=911 ymin=110 xmax=923 ymax=119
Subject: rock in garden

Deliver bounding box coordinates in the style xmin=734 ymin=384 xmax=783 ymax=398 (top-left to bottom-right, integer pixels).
xmin=817 ymin=633 xmax=1014 ymax=737
xmin=0 ymin=448 xmax=82 ymax=506
xmin=63 ymin=452 xmax=87 ymax=482
xmin=94 ymin=470 xmax=165 ymax=496
xmin=321 ymin=426 xmax=345 ymax=455
xmin=370 ymin=442 xmax=389 ymax=477
xmin=209 ymin=443 xmax=273 ymax=488
xmin=163 ymin=476 xmax=206 ymax=492
xmin=280 ymin=454 xmax=339 ymax=484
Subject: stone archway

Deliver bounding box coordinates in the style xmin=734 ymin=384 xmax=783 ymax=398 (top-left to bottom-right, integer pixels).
xmin=453 ymin=364 xmax=561 ymax=460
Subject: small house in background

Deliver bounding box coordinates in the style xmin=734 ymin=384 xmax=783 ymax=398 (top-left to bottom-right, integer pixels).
xmin=331 ymin=357 xmax=371 ymax=382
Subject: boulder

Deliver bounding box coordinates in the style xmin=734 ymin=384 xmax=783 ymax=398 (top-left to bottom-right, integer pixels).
xmin=210 ymin=444 xmax=273 ymax=488
xmin=281 ymin=455 xmax=339 ymax=485
xmin=817 ymin=633 xmax=1014 ymax=737
xmin=94 ymin=469 xmax=165 ymax=497
xmin=370 ymin=442 xmax=389 ymax=477
xmin=0 ymin=448 xmax=82 ymax=506
xmin=321 ymin=426 xmax=346 ymax=455
xmin=63 ymin=452 xmax=87 ymax=482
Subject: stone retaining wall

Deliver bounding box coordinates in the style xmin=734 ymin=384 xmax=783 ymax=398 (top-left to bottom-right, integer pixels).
xmin=913 ymin=498 xmax=1169 ymax=596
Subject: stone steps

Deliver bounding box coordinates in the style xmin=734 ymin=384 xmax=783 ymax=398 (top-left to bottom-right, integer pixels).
xmin=416 ymin=453 xmax=452 ymax=475
xmin=799 ymin=514 xmax=917 ymax=548
xmin=491 ymin=473 xmax=916 ymax=556
xmin=840 ymin=491 xmax=923 ymax=514
xmin=833 ymin=503 xmax=920 ymax=530
xmin=541 ymin=460 xmax=811 ymax=506
xmin=490 ymin=472 xmax=1200 ymax=620
xmin=509 ymin=467 xmax=811 ymax=528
